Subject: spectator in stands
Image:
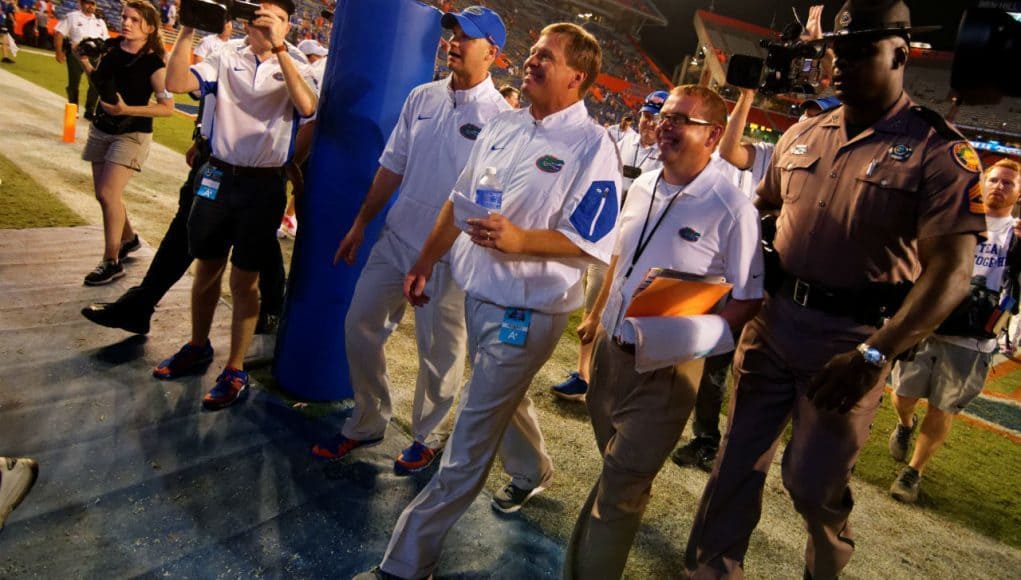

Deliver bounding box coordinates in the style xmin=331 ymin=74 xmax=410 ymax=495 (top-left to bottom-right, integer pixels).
xmin=78 ymin=0 xmax=174 ymax=285
xmin=54 ymin=0 xmax=108 ymax=120
xmin=550 ymin=89 xmax=666 ymax=402
xmin=565 ymin=84 xmax=763 ymax=580
xmin=355 ymin=22 xmax=619 ymax=580
xmin=312 ymin=5 xmax=510 ymax=477
xmin=155 ymin=0 xmax=317 ymax=409
xmin=887 ymin=159 xmax=1021 ymax=504
xmin=684 ymin=2 xmax=985 ymax=578
xmin=0 ymin=456 xmax=37 ymax=532
xmin=33 ymin=0 xmax=47 ymax=49
xmin=0 ymin=0 xmax=16 ymax=63
xmin=499 ymin=83 xmax=520 ymax=108
xmin=192 ymin=20 xmax=232 ymax=63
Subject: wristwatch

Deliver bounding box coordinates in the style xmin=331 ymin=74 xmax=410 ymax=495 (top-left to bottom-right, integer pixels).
xmin=856 ymin=343 xmax=888 ymax=367
xmin=271 ymin=44 xmax=287 ymax=54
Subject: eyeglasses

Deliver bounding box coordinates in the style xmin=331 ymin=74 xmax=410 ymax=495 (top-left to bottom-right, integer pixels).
xmin=658 ymin=112 xmax=716 ymax=128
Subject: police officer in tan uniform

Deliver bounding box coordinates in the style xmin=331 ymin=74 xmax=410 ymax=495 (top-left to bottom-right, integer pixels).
xmin=684 ymin=2 xmax=986 ymax=578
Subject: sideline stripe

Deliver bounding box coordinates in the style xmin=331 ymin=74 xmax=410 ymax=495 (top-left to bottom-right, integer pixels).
xmin=985 ymin=357 xmax=1021 ymax=402
xmin=884 ymin=386 xmax=1021 ymax=443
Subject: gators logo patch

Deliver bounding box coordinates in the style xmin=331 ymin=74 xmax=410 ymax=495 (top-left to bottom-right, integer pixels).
xmin=967 ymin=177 xmax=986 ymax=215
xmin=272 ymin=72 xmax=285 ymax=81
xmin=536 ymin=155 xmax=565 ymax=173
xmin=952 ymin=142 xmax=981 ymax=173
xmin=679 ymin=227 xmax=702 ymax=242
xmin=459 ymin=123 xmax=481 ymax=140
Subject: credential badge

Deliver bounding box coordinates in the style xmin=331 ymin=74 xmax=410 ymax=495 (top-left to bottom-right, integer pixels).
xmin=888 ymin=144 xmax=913 ymax=162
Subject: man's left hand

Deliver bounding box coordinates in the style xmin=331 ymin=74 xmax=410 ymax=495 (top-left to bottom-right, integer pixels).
xmin=467 ymin=214 xmax=526 ymax=254
xmin=806 ymin=350 xmax=885 ymax=414
xmin=252 ymin=8 xmax=288 ymax=47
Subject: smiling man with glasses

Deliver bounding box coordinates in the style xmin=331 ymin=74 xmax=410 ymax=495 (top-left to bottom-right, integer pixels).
xmin=564 ymin=84 xmax=764 ymax=579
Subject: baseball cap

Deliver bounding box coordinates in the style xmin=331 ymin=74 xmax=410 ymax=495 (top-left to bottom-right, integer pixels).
xmin=640 ymin=90 xmax=669 ymax=115
xmin=800 ymin=95 xmax=841 ymax=112
xmin=297 ymin=39 xmax=328 ymax=57
xmin=440 ymin=6 xmax=506 ymax=51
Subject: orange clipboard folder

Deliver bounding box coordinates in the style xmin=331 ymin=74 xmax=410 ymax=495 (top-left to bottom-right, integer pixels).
xmin=624 ymin=268 xmax=732 ymax=318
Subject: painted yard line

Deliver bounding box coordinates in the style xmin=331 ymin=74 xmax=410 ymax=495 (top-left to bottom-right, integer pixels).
xmin=882 ymin=386 xmax=1021 ymax=443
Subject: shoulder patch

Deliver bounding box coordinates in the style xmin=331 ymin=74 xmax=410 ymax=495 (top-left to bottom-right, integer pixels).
xmin=952 ymin=142 xmax=982 ymax=174
xmin=910 ymin=105 xmax=965 ymax=142
xmin=570 ymin=181 xmax=618 ymax=243
xmin=459 ymin=123 xmax=482 ymax=140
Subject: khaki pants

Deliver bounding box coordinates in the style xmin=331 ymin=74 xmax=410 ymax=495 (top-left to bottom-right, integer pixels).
xmin=380 ymin=297 xmax=563 ymax=579
xmin=685 ymin=296 xmax=887 ymax=580
xmin=342 ymin=230 xmax=467 ymax=448
xmin=564 ymin=329 xmax=705 ymax=580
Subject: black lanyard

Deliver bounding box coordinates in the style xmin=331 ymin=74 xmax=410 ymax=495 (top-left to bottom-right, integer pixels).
xmin=631 ymin=141 xmax=653 ymax=169
xmin=624 ymin=172 xmax=684 ymax=279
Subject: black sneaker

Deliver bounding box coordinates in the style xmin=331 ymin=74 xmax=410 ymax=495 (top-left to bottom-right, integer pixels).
xmin=491 ymin=481 xmax=547 ymax=514
xmin=890 ymin=465 xmax=921 ymax=503
xmin=84 ymin=259 xmax=124 ymax=286
xmin=888 ymin=414 xmax=917 ymax=462
xmin=671 ymin=438 xmax=718 ymax=472
xmin=118 ymin=234 xmax=141 ymax=261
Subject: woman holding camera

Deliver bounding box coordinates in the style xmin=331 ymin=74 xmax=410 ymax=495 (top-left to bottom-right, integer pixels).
xmin=79 ymin=0 xmax=174 ymax=285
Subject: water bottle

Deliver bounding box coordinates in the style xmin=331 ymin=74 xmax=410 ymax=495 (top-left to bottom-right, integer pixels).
xmin=475 ymin=167 xmax=503 ymax=211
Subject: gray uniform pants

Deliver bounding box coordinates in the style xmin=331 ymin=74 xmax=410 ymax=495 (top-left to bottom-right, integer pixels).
xmin=342 ymin=231 xmax=466 ymax=448
xmin=685 ymin=296 xmax=886 ymax=580
xmin=565 ymin=328 xmax=705 ymax=579
xmin=379 ymin=297 xmax=561 ymax=579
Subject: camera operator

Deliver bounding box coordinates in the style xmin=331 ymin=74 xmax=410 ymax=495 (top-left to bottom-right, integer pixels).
xmin=78 ymin=0 xmax=174 ymax=285
xmin=155 ymin=0 xmax=317 ymax=411
xmin=54 ymin=0 xmax=108 ymax=120
xmin=684 ymin=1 xmax=985 ymax=578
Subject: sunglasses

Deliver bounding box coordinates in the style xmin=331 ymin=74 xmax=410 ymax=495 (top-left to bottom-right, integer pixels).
xmin=658 ymin=112 xmax=716 ymax=128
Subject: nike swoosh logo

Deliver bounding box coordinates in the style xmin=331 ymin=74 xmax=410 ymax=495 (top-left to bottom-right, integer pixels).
xmin=752 ymin=273 xmax=762 ymax=279
xmin=490 ymin=145 xmax=506 ymax=151
xmin=232 ymin=67 xmax=245 ymax=71
xmin=417 ymin=114 xmax=433 ymax=120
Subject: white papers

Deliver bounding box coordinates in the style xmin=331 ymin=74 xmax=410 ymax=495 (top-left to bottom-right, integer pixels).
xmin=451 ymin=191 xmax=491 ymax=233
xmin=621 ymin=314 xmax=735 ymax=373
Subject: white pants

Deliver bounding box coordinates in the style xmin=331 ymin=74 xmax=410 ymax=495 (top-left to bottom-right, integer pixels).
xmin=342 ymin=230 xmax=467 ymax=448
xmin=380 ymin=297 xmax=562 ymax=579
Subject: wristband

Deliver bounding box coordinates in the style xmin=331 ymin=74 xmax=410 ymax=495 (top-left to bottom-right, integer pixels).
xmin=271 ymin=44 xmax=287 ymax=54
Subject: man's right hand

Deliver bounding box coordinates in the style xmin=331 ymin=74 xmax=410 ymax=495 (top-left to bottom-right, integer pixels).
xmin=577 ymin=316 xmax=600 ymax=345
xmin=55 ymin=50 xmax=65 ymax=64
xmin=333 ymin=225 xmax=364 ymax=266
xmin=404 ymin=260 xmax=433 ymax=307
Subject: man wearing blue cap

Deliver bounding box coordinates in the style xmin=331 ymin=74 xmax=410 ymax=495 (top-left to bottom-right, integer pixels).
xmin=550 ymin=89 xmax=666 ymax=402
xmin=312 ymin=6 xmax=510 ymax=475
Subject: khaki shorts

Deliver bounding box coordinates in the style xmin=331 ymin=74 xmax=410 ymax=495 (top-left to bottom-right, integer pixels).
xmin=81 ymin=124 xmax=152 ymax=171
xmin=892 ymin=338 xmax=991 ymax=414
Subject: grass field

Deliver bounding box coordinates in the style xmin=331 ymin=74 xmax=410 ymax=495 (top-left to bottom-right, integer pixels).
xmin=0 ymin=153 xmax=85 ymax=229
xmin=6 ymin=49 xmax=197 ymax=155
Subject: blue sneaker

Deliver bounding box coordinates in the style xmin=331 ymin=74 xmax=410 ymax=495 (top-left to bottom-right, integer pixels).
xmin=551 ymin=372 xmax=588 ymax=401
xmin=394 ymin=441 xmax=440 ymax=475
xmin=153 ymin=340 xmax=214 ymax=380
xmin=202 ymin=367 xmax=249 ymax=410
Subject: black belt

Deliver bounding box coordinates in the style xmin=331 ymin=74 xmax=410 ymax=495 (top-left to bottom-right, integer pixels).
xmin=775 ymin=273 xmax=911 ymax=326
xmin=208 ymin=157 xmax=283 ymax=178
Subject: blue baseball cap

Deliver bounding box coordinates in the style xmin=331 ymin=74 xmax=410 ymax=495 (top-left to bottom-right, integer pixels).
xmin=441 ymin=6 xmax=506 ymax=51
xmin=640 ymin=90 xmax=669 ymax=115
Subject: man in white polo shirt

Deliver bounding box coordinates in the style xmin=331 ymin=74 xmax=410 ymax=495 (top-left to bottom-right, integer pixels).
xmin=154 ymin=0 xmax=317 ymax=410
xmin=193 ymin=20 xmax=232 ymax=64
xmin=564 ymin=85 xmax=764 ymax=579
xmin=550 ymin=88 xmax=666 ymax=402
xmin=54 ymin=0 xmax=108 ymax=120
xmin=311 ymin=6 xmax=510 ymax=475
xmin=354 ymin=22 xmax=620 ymax=580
